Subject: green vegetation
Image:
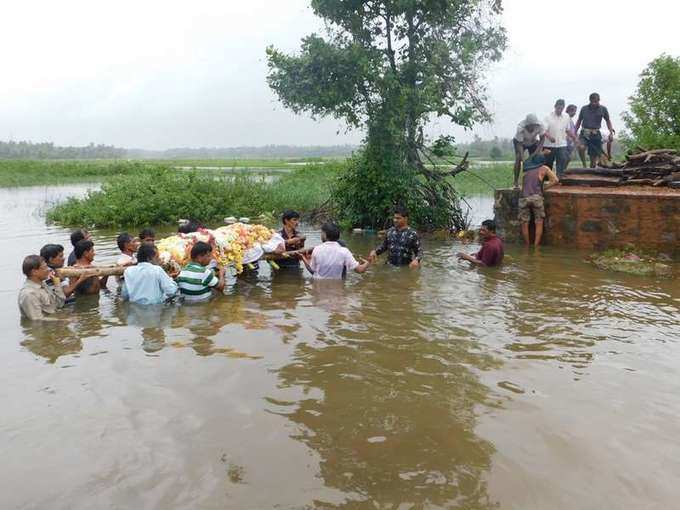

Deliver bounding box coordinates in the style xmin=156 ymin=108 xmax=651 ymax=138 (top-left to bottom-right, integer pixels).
xmin=0 ymin=160 xmax=147 ymax=186
xmin=622 ymin=54 xmax=680 ymax=152
xmin=266 ymin=1 xmax=506 ymax=230
xmin=46 ymin=163 xmax=339 ymax=228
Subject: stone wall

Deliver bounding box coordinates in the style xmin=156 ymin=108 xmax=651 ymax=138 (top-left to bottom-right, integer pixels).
xmin=494 ymin=186 xmax=680 ymax=256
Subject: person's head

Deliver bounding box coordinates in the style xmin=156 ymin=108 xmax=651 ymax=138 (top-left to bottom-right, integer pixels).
xmin=281 ymin=210 xmax=300 ymax=231
xmin=116 ymin=232 xmax=138 ymax=254
xmin=74 ymin=239 xmax=95 ymax=262
xmin=320 ymin=222 xmax=341 ymax=242
xmin=480 ymin=219 xmax=496 ymax=240
xmin=554 ymin=99 xmax=565 ymax=115
xmin=589 ymin=92 xmax=600 ymax=107
xmin=566 ymin=104 xmax=577 ymax=118
xmin=524 ymin=113 xmax=540 ymax=132
xmin=178 ymin=220 xmax=201 ymax=234
xmin=22 ymin=255 xmax=50 ymax=281
xmin=392 ymin=206 xmax=409 ymax=229
xmin=70 ymin=229 xmax=90 ymax=248
xmin=139 ymin=228 xmax=155 ymax=244
xmin=136 ymin=242 xmax=158 ymax=264
xmin=39 ymin=244 xmax=65 ymax=269
xmin=190 ymin=241 xmax=213 ymax=265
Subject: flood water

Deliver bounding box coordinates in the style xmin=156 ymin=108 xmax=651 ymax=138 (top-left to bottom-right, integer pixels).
xmin=1 ymin=185 xmax=679 ymax=509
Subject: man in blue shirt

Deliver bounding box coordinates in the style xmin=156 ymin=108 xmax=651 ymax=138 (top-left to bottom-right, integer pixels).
xmin=122 ymin=243 xmax=178 ymax=305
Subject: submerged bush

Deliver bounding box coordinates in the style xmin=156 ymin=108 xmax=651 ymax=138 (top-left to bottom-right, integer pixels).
xmin=47 ymin=164 xmax=339 ymax=228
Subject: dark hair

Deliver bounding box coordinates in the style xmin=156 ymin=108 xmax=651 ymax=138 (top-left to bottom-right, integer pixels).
xmin=321 ymin=222 xmax=341 ymax=242
xmin=22 ymin=255 xmax=43 ymax=277
xmin=393 ymin=205 xmax=409 ymax=218
xmin=139 ymin=228 xmax=155 ymax=241
xmin=481 ymin=219 xmax=496 ymax=232
xmin=116 ymin=232 xmax=134 ymax=252
xmin=190 ymin=241 xmax=212 ymax=259
xmin=74 ymin=239 xmax=94 ymax=260
xmin=178 ymin=220 xmax=201 ymax=234
xmin=40 ymin=243 xmax=64 ymax=263
xmin=589 ymin=92 xmax=600 ymax=102
xmin=555 ymin=99 xmax=565 ymax=107
xmin=70 ymin=229 xmax=88 ymax=247
xmin=567 ymin=104 xmax=578 ymax=112
xmin=281 ymin=210 xmax=300 ymax=224
xmin=136 ymin=242 xmax=157 ymax=263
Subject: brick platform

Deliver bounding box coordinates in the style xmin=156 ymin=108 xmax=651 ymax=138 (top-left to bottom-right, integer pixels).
xmin=494 ymin=186 xmax=680 ymax=256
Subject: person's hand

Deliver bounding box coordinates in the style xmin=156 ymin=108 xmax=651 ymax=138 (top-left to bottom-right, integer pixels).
xmin=368 ymin=250 xmax=377 ymax=263
xmin=358 ymin=257 xmax=370 ymax=266
xmin=300 ymin=252 xmax=312 ymax=264
xmin=168 ymin=268 xmax=180 ymax=279
xmin=409 ymin=259 xmax=420 ymax=269
xmin=547 ymin=135 xmax=556 ymax=143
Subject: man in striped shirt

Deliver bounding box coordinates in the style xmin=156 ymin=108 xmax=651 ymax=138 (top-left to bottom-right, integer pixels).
xmin=177 ymin=241 xmax=226 ymax=302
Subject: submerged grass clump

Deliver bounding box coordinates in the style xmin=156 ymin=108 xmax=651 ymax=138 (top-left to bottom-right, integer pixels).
xmin=46 ymin=164 xmax=339 ymax=228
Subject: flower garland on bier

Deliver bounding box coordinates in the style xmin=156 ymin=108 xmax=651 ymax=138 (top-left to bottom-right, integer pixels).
xmin=156 ymin=223 xmax=284 ymax=274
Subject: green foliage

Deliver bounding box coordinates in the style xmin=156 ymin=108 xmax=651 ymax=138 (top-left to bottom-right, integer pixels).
xmin=489 ymin=146 xmax=503 ymax=160
xmin=266 ymin=0 xmax=506 ymax=230
xmin=622 ymin=54 xmax=680 ymax=151
xmin=0 ymin=141 xmax=124 ymax=159
xmin=46 ymin=164 xmax=340 ymax=228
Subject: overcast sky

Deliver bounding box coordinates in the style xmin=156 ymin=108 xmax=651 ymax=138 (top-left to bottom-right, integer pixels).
xmin=1 ymin=0 xmax=677 ymax=149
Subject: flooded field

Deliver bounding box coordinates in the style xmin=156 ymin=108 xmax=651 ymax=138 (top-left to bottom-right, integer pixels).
xmin=1 ymin=185 xmax=679 ymax=509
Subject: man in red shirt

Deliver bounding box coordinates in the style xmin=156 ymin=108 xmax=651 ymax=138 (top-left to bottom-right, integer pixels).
xmin=457 ymin=220 xmax=504 ymax=267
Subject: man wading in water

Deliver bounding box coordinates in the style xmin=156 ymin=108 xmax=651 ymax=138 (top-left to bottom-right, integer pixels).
xmin=575 ymin=92 xmax=615 ymax=168
xmin=457 ymin=219 xmax=504 ymax=267
xmin=369 ymin=207 xmax=421 ymax=268
xmin=519 ymin=155 xmax=559 ymax=246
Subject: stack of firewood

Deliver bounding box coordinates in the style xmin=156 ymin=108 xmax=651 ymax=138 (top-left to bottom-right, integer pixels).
xmin=561 ymin=149 xmax=680 ymax=188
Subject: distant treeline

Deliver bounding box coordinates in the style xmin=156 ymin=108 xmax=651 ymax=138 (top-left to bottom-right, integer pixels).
xmin=128 ymin=144 xmax=359 ymax=159
xmin=0 ymin=141 xmax=125 ymax=160
xmin=0 ymin=140 xmax=358 ymax=160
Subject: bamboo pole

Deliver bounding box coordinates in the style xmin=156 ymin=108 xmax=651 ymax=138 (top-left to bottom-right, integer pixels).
xmin=56 ymin=265 xmax=126 ymax=278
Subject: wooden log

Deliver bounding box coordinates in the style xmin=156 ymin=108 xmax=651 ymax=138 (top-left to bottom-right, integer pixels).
xmin=560 ymin=175 xmax=622 ymax=187
xmin=564 ymin=167 xmax=624 ymax=177
xmin=263 ymin=247 xmax=315 ymax=260
xmin=56 ymin=265 xmax=126 ymax=278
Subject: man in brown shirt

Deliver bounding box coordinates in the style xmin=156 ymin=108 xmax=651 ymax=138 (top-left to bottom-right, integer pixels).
xmin=18 ymin=255 xmax=66 ymax=320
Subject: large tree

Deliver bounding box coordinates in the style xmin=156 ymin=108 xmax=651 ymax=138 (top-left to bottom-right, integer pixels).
xmin=267 ymin=0 xmax=506 ymax=229
xmin=622 ymin=54 xmax=680 ymax=152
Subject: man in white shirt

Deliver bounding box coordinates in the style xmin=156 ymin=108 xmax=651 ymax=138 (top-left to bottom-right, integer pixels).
xmin=513 ymin=114 xmax=546 ymax=188
xmin=301 ymin=223 xmax=370 ymax=280
xmin=122 ymin=243 xmax=179 ymax=305
xmin=543 ymin=99 xmax=577 ymax=177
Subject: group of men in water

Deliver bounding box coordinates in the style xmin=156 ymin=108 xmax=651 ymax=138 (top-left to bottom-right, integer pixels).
xmin=513 ymin=92 xmax=615 ymax=246
xmin=20 ymin=206 xmax=505 ymax=321
xmin=17 ymin=93 xmax=616 ymax=320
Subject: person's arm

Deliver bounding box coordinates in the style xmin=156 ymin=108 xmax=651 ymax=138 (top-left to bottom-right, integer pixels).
xmin=61 ymin=273 xmax=88 ymax=298
xmin=158 ymin=268 xmax=178 ymax=298
xmin=575 ymin=109 xmax=583 ymax=132
xmin=543 ymin=167 xmax=560 ymax=189
xmin=300 ymin=251 xmax=315 ymax=275
xmin=99 ymin=275 xmax=109 ymax=289
xmin=343 ymin=249 xmax=368 ymax=274
xmin=215 ymin=266 xmax=226 ymax=292
xmin=409 ymin=233 xmax=421 ymax=268
xmin=604 ymin=107 xmax=614 ymax=135
xmin=354 ymin=257 xmax=370 ymax=274
xmin=369 ymin=235 xmax=389 ymax=262
xmin=121 ymin=281 xmax=129 ymax=301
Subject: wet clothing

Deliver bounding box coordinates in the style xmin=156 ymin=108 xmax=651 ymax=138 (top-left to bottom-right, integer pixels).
xmin=475 ymin=237 xmax=504 ymax=267
xmin=18 ymin=279 xmax=65 ymax=320
xmin=522 ymin=167 xmax=544 ymax=198
xmin=518 ymin=195 xmax=546 ymax=223
xmin=278 ymin=228 xmax=302 ymax=268
xmin=67 ymin=251 xmax=77 ymax=266
xmin=309 ymin=241 xmax=359 ymax=280
xmin=375 ymin=227 xmax=421 ymax=266
xmin=122 ymin=262 xmax=178 ymax=305
xmin=578 ymin=104 xmax=610 ymax=130
xmin=177 ymin=262 xmax=219 ymax=303
xmin=544 ymin=112 xmax=570 ymax=148
xmin=544 ymin=146 xmax=569 ymax=177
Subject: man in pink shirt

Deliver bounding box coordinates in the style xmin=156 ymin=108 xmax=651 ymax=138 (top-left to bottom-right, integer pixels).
xmin=302 ymin=223 xmax=370 ymax=279
xmin=457 ymin=220 xmax=504 ymax=267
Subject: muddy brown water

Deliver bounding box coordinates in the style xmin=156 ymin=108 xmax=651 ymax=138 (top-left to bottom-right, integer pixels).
xmin=1 ymin=185 xmax=679 ymax=509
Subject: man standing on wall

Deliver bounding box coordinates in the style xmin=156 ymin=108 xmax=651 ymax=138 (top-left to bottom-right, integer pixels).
xmin=575 ymin=93 xmax=615 ymax=168
xmin=512 ymin=114 xmax=546 ymax=188
xmin=544 ymin=99 xmax=576 ymax=177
